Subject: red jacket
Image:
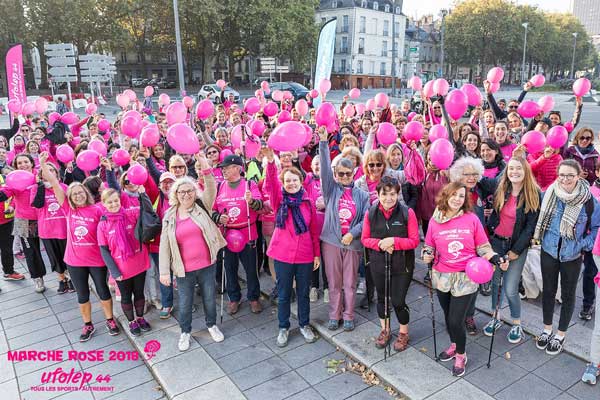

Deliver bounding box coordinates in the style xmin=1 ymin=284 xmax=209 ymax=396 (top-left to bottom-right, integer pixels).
xmin=529 ymin=152 xmax=562 ymax=191
xmin=361 ymin=204 xmax=420 ymax=251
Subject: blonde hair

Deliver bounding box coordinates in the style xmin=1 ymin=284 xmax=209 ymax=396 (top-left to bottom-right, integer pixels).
xmin=101 ymin=188 xmax=120 ymax=204
xmin=493 ymin=157 xmax=540 ymax=214
xmin=168 ymin=154 xmax=188 ymax=173
xmin=168 ymin=177 xmax=201 ymax=207
xmin=341 ymin=146 xmax=363 ymax=168
xmin=363 ymin=150 xmax=385 ymax=172
xmin=385 ymin=143 xmax=404 ymax=167
xmin=66 ymin=182 xmax=95 ymax=209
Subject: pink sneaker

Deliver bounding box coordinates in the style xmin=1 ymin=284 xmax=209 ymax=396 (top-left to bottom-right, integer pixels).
xmin=438 ymin=343 xmax=457 ymax=361
xmin=452 ymin=353 xmax=468 ymax=377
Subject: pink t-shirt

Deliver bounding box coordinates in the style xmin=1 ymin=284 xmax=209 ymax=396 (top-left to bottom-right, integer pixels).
xmin=97 ymin=209 xmax=149 ymax=279
xmin=213 ymin=180 xmax=262 ymax=241
xmin=339 ymin=188 xmax=356 ymax=235
xmin=425 ymin=212 xmax=489 ymax=273
xmin=366 ymin=177 xmax=379 ymax=204
xmin=175 ymin=216 xmax=211 ymax=272
xmin=2 ymin=185 xmax=37 ymax=220
xmin=494 ymin=195 xmax=517 ymax=237
xmin=120 ymin=192 xmax=140 ymax=213
xmin=31 ymin=184 xmax=68 ymax=239
xmin=64 ymin=203 xmax=104 ymax=267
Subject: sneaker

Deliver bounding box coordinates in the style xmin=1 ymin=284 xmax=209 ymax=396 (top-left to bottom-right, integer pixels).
xmin=228 ymin=301 xmax=240 ymax=315
xmin=57 ymin=279 xmax=68 ymax=294
xmin=151 ymin=298 xmax=162 ymax=310
xmin=14 ymin=252 xmax=25 ymax=260
xmin=309 ymin=287 xmax=319 ymax=303
xmin=375 ymin=329 xmax=391 ymax=349
xmin=250 ymin=300 xmax=262 ymax=314
xmin=79 ymin=324 xmax=95 ymax=342
xmin=129 ymin=320 xmax=141 ymax=336
xmin=3 ymin=272 xmax=25 ymax=281
xmin=327 ymin=319 xmax=340 ymax=331
xmin=300 ymin=325 xmax=317 ymax=343
xmin=137 ymin=317 xmax=151 ymax=332
xmin=106 ymin=319 xmax=120 ymax=336
xmin=483 ymin=319 xmax=502 ymax=337
xmin=159 ymin=307 xmax=172 ymax=319
xmin=276 ymin=328 xmax=289 ymax=347
xmin=582 ymin=363 xmax=599 ymax=385
xmin=452 ymin=353 xmax=468 ymax=377
xmin=65 ymin=279 xmax=76 ymax=293
xmin=536 ymin=331 xmax=552 ymax=350
xmin=343 ymin=320 xmax=355 ymax=331
xmin=34 ymin=277 xmax=45 ymax=293
xmin=393 ymin=332 xmax=409 ymax=352
xmin=115 ymin=295 xmax=121 ymax=302
xmin=356 ymin=277 xmax=366 ymax=295
xmin=178 ymin=332 xmax=191 ymax=351
xmin=207 ymin=325 xmax=225 ymax=343
xmin=438 ymin=343 xmax=457 ymax=362
xmin=323 ymin=288 xmax=330 ymax=303
xmin=481 ymin=283 xmax=491 ymax=296
xmin=507 ymin=325 xmax=523 ymax=344
xmin=579 ymin=305 xmax=594 ymax=321
xmin=546 ymin=335 xmax=564 ymax=355
xmin=465 ymin=317 xmax=477 ymax=335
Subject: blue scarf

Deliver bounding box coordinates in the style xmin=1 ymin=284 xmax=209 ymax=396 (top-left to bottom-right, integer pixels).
xmin=275 ymin=189 xmax=308 ymax=234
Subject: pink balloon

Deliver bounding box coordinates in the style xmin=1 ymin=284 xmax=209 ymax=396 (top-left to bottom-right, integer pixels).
xmin=158 ymin=93 xmax=171 ymax=107
xmin=377 ymin=122 xmax=397 ymax=145
xmin=302 ymin=124 xmax=313 ymax=146
xmin=487 ymin=67 xmax=504 ymax=83
xmin=88 ymin=139 xmax=107 ymax=157
xmin=261 ymin=81 xmax=270 ymax=91
xmin=250 ymin=119 xmax=266 ymax=137
xmin=517 ymin=100 xmax=541 ymax=119
xmin=140 ymin=124 xmax=160 ymax=147
xmin=167 ymin=123 xmax=199 ymax=154
xmin=295 ymin=99 xmax=309 ymax=116
xmin=408 ymin=76 xmax=422 ymax=91
xmin=60 ymin=112 xmax=78 ymax=125
xmin=429 ymin=139 xmax=454 ymax=170
xmin=573 ymin=78 xmax=591 ymax=97
xmin=126 ymin=164 xmax=148 ymax=185
xmin=7 ymin=99 xmax=21 ymax=113
xmin=537 ymin=95 xmax=555 ymax=114
xmin=465 ymin=257 xmax=494 ymax=284
xmin=530 ymin=74 xmax=545 ymax=87
xmin=217 ymin=79 xmax=226 ymax=89
xmin=230 ymin=125 xmax=245 ymax=149
xmin=319 ymin=78 xmax=331 ymax=95
xmin=283 ymin=91 xmax=293 ymax=101
xmin=461 ymin=84 xmax=482 ymax=106
xmin=403 ymin=121 xmax=424 ymax=141
xmin=55 ymin=144 xmax=75 ymax=163
xmin=272 ymin=90 xmax=284 ymax=102
xmin=348 ymin=88 xmax=361 ymax=99
xmin=70 ymin=136 xmax=81 ymax=146
xmin=85 ymin=103 xmax=97 ymax=115
xmin=355 ymin=103 xmax=366 ymax=116
xmin=225 ymin=229 xmax=247 ymax=252
xmin=111 ymin=149 xmax=130 ymax=167
xmin=244 ymin=134 xmax=261 ymax=158
xmin=123 ymin=89 xmax=137 ymax=101
xmin=21 ymin=101 xmax=35 ymax=115
xmin=121 ymin=116 xmax=142 ymax=138
xmin=429 ymin=124 xmax=448 ymax=142
xmin=219 ymin=149 xmax=233 ymax=162
xmin=144 ymin=85 xmax=154 ymax=97
xmin=315 ymin=102 xmax=337 ymax=126
xmin=433 ymin=79 xmax=449 ymax=96
xmin=182 ymin=96 xmax=194 ymax=109
xmin=166 ymin=102 xmax=187 ymax=126
xmin=521 ymin=130 xmax=546 ymax=154
xmin=407 ymin=112 xmax=416 ymax=122
xmin=489 ymin=82 xmax=500 ymax=93
xmin=244 ymin=97 xmax=261 ymax=115
xmin=196 ymin=99 xmax=214 ymax=120
xmin=116 ymin=94 xmax=130 ymax=109
xmin=5 ymin=170 xmax=35 ymax=191
xmin=278 ymin=110 xmax=292 ymax=123
xmin=309 ymin=89 xmax=319 ymax=99
xmin=35 ymin=97 xmax=48 ymax=114
xmin=268 ymin=121 xmax=307 ymax=151
xmin=546 ymin=125 xmax=568 ymax=149
xmin=374 ymin=92 xmax=389 ymax=108
xmin=98 ymin=119 xmax=111 ymax=132
xmin=564 ymin=121 xmax=574 ymax=133
xmin=254 ymin=89 xmax=263 ymax=98
xmin=123 ymin=110 xmax=141 ymax=121
xmin=422 ymin=80 xmax=435 ymax=98
xmin=343 ymin=104 xmax=355 ymax=118
xmin=48 ymin=112 xmax=61 ymax=126
xmin=263 ymin=101 xmax=279 ymax=117
xmin=365 ymin=99 xmax=376 ymax=111
xmin=76 ymin=150 xmax=100 ymax=171
xmin=445 ymin=89 xmax=469 ymax=120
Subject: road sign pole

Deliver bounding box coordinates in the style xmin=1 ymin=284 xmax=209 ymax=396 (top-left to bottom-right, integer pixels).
xmin=97 ymin=81 xmax=102 ymax=100
xmin=67 ymin=82 xmax=73 ymax=112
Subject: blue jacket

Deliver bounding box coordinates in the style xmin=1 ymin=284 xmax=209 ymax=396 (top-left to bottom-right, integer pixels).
xmin=319 ymin=140 xmax=369 ymax=252
xmin=541 ymin=196 xmax=600 ymax=262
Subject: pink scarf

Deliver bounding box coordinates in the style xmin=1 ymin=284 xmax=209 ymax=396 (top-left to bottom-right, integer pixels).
xmin=104 ymin=210 xmax=137 ymax=260
xmin=594 ymin=272 xmax=600 ymax=289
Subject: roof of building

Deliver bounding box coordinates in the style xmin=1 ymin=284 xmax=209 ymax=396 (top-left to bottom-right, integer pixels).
xmin=318 ymin=0 xmax=400 ymax=12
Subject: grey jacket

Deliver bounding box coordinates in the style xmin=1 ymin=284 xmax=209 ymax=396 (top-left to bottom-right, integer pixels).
xmin=319 ymin=141 xmax=369 ymax=252
xmin=355 ymin=168 xmax=407 ymax=205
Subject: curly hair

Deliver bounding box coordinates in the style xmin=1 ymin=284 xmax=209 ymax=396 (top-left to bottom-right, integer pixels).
xmin=449 ymin=156 xmax=484 ymax=183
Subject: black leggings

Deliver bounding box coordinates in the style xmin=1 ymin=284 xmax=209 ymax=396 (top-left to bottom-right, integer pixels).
xmin=21 ymin=236 xmax=46 ymax=279
xmin=116 ymin=272 xmax=146 ymax=321
xmin=437 ymin=290 xmax=478 ymax=354
xmin=541 ymin=250 xmax=582 ymax=332
xmin=67 ymin=265 xmax=111 ymax=304
xmin=0 ymin=221 xmax=15 ymax=275
xmin=42 ymin=238 xmax=67 ymax=274
xmin=371 ymin=269 xmax=412 ymax=325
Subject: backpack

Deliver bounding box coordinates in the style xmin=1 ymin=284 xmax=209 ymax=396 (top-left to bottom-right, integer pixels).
xmin=584 ymin=197 xmax=595 ymax=235
xmin=135 ymin=193 xmax=161 ymax=246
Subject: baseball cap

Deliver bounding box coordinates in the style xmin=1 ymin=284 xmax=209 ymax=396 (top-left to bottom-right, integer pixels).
xmin=218 ymin=154 xmax=244 ymax=168
xmin=159 ymin=172 xmax=176 ymax=183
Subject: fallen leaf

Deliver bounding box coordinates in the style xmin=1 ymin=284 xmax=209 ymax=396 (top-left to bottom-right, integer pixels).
xmin=504 ymin=351 xmax=511 ymax=360
xmin=419 ymin=347 xmax=428 ymax=353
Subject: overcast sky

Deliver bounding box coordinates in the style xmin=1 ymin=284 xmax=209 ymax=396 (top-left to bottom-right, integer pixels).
xmin=402 ymin=0 xmax=571 ymax=19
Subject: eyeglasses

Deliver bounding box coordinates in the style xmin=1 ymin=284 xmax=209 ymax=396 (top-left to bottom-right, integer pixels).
xmin=368 ymin=163 xmax=383 ymax=168
xmin=280 ymin=153 xmax=292 ymax=159
xmin=171 ymin=165 xmax=185 ymax=170
xmin=71 ymin=192 xmax=86 ymax=198
xmin=336 ymin=171 xmax=353 ymax=178
xmin=462 ymin=173 xmax=479 ymax=178
xmin=579 ymin=136 xmax=593 ymax=141
xmin=177 ymin=189 xmax=195 ymax=196
xmin=508 ymin=105 xmax=518 ymax=109
xmin=123 ymin=180 xmax=131 ymax=185
xmin=432 ymin=107 xmax=441 ymax=110
xmin=206 ymin=151 xmax=219 ymax=156
xmin=20 ymin=129 xmax=30 ymax=132
xmin=558 ymin=174 xmax=577 ymax=180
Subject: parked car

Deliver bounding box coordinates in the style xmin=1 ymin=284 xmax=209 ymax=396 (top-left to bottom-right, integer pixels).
xmin=131 ymin=78 xmax=145 ymax=87
xmin=197 ymin=84 xmax=240 ymax=103
xmin=264 ymin=82 xmax=310 ymax=102
xmin=253 ymin=77 xmax=276 ymax=86
xmin=157 ymin=78 xmax=176 ymax=89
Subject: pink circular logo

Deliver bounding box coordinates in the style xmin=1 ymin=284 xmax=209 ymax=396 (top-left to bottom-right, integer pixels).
xmin=144 ymin=340 xmax=161 ymax=360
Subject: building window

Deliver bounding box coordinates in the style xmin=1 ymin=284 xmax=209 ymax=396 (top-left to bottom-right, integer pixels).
xmin=394 ymin=22 xmax=400 ymax=37
xmin=385 ymin=4 xmax=389 ymax=12
xmin=370 ymin=61 xmax=375 ymax=74
xmin=361 ymin=0 xmax=367 ymax=7
xmin=382 ymin=41 xmax=388 ymax=57
xmin=332 ymin=59 xmax=336 ymax=72
xmin=167 ymin=53 xmax=174 ymax=62
xmin=380 ymin=62 xmax=386 ymax=75
xmin=341 ymin=36 xmax=348 ymax=53
xmin=120 ymin=52 xmax=127 ymax=63
xmin=383 ymin=20 xmax=389 ymax=36
xmin=359 ymin=16 xmax=366 ymax=33
xmin=396 ymin=6 xmax=401 ymax=14
xmin=136 ymin=53 xmax=142 ymax=62
xmin=332 ymin=0 xmax=337 ymax=8
xmin=357 ymin=60 xmax=363 ymax=74
xmin=358 ymin=38 xmax=365 ymax=54
xmin=341 ymin=59 xmax=346 ymax=73
xmin=342 ymin=15 xmax=349 ymax=32
xmin=321 ymin=17 xmax=326 ymax=24
xmin=372 ymin=18 xmax=378 ymax=34
xmin=373 ymin=2 xmax=378 ymax=11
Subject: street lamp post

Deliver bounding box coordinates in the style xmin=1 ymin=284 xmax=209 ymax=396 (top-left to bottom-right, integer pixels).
xmin=571 ymin=32 xmax=578 ymax=79
xmin=440 ymin=9 xmax=448 ymax=77
xmin=521 ymin=22 xmax=528 ymax=84
xmin=172 ymin=0 xmax=185 ymax=95
xmin=391 ymin=3 xmax=396 ymax=97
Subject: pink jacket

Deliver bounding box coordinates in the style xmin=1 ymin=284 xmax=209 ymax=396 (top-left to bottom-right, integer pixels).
xmin=264 ymin=161 xmax=320 ymax=264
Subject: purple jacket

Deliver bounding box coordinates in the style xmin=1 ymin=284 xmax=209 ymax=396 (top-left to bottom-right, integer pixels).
xmin=417 ymin=170 xmax=449 ymax=221
xmin=564 ymin=145 xmax=599 ymax=185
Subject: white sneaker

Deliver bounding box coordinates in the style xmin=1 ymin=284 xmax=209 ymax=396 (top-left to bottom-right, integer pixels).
xmin=151 ymin=298 xmax=162 ymax=310
xmin=178 ymin=332 xmax=191 ymax=351
xmin=208 ymin=325 xmax=225 ymax=343
xmin=34 ymin=277 xmax=45 ymax=293
xmin=323 ymin=289 xmax=330 ymax=303
xmin=309 ymin=287 xmax=319 ymax=303
xmin=356 ymin=278 xmax=366 ymax=295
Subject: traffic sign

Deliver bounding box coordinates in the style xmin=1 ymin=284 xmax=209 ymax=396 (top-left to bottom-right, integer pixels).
xmin=81 ymin=76 xmax=108 ymax=83
xmin=79 ymin=61 xmax=106 ymax=69
xmin=276 ymin=66 xmax=289 ymax=73
xmin=48 ymin=66 xmax=77 ymax=76
xmin=44 ymin=43 xmax=75 ymax=51
xmin=51 ymin=76 xmax=78 ymax=83
xmin=44 ymin=49 xmax=75 ymax=58
xmin=47 ymin=57 xmax=76 ymax=67
xmin=410 ymin=47 xmax=418 ymax=52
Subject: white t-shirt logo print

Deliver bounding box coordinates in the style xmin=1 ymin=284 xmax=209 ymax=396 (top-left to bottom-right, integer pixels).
xmin=447 ymin=240 xmax=464 ymax=259
xmin=74 ymin=226 xmax=88 ymax=242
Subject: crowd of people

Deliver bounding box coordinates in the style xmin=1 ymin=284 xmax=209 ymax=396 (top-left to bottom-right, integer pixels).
xmin=0 ymin=79 xmax=599 ymax=384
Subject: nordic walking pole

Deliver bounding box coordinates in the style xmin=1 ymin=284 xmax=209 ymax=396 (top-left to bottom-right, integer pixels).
xmin=384 ymin=251 xmax=391 ymax=361
xmin=424 ymin=248 xmax=438 ymax=361
xmin=220 ymin=209 xmax=227 ymax=324
xmin=488 ymin=272 xmax=504 ymax=368
xmin=240 ymin=125 xmax=253 ymax=246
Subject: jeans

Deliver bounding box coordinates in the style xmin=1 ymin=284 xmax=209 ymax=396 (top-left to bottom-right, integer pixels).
xmin=151 ymin=253 xmax=173 ymax=308
xmin=224 ymin=244 xmax=260 ymax=303
xmin=490 ymin=237 xmax=528 ymax=320
xmin=275 ymin=260 xmax=312 ymax=329
xmin=582 ymin=251 xmax=598 ymax=308
xmin=590 ymin=256 xmax=600 ymax=365
xmin=176 ymin=265 xmax=217 ymax=334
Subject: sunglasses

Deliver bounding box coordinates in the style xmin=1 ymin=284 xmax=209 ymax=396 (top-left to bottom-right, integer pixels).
xmin=336 ymin=171 xmax=353 ymax=178
xmin=579 ymin=136 xmax=593 ymax=141
xmin=368 ymin=163 xmax=383 ymax=168
xmin=508 ymin=105 xmax=518 ymax=109
xmin=206 ymin=150 xmax=219 ymax=155
xmin=171 ymin=165 xmax=185 ymax=170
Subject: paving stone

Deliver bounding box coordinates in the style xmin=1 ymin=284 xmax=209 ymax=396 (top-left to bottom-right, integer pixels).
xmin=494 ymin=373 xmax=562 ymax=400
xmin=0 ymin=292 xmax=42 ymax=308
xmin=249 ymin=318 xmax=281 ymax=342
xmin=280 ymin=339 xmax=336 ymax=369
xmin=0 ymin=349 xmax=16 ymax=384
xmin=2 ymin=307 xmax=54 ymax=328
xmin=371 ymin=347 xmax=457 ymax=400
xmin=475 ymin=323 xmax=531 ymax=357
xmin=216 ymin=342 xmax=275 ymax=374
xmin=346 ymin=385 xmax=396 ymax=400
xmin=533 ymin=352 xmax=584 ymax=390
xmin=54 ymin=388 xmax=95 ymax=399
xmin=236 ymin=306 xmax=278 ymax=330
xmin=70 ymin=330 xmax=126 ymax=352
xmin=172 ymin=376 xmax=245 ymax=400
xmin=12 ymin=344 xmax=73 ymax=377
xmin=204 ymin=330 xmax=261 ymax=359
xmin=425 ymin=378 xmax=494 ymax=400
xmin=100 ymin=380 xmax=165 ymax=400
xmin=465 ymin=357 xmax=528 ymax=395
xmin=405 ymin=314 xmax=446 ymax=344
xmin=285 ymin=387 xmax=325 ymax=400
xmin=313 ymin=370 xmax=370 ymax=400
xmin=0 ymin=299 xmax=49 ymax=319
xmin=91 ymin=364 xmax=154 ymax=399
xmin=295 ymin=352 xmax=346 ymax=385
xmin=552 ymin=393 xmax=578 ymax=400
xmin=438 ymin=341 xmax=499 ymax=375
xmin=562 ymin=323 xmax=592 ymax=362
xmin=505 ymin=341 xmax=558 ymax=371
xmin=566 ymin=379 xmax=600 ymax=400
xmin=78 ymin=340 xmax=134 ymax=370
xmin=193 ymin=317 xmax=247 ymax=346
xmin=244 ymin=371 xmax=308 ymax=400
xmin=130 ymin=325 xmax=199 ymax=367
xmin=4 ymin=314 xmax=60 ymax=340
xmin=333 ymin=321 xmax=386 ymax=368
xmin=263 ymin=326 xmax=309 ymax=354
xmin=229 ymin=355 xmax=291 ymax=390
xmin=83 ymin=346 xmax=143 ymax=378
xmin=17 ymin=360 xmax=82 ymax=394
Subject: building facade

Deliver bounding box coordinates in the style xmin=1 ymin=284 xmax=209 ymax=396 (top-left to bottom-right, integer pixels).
xmin=315 ymin=0 xmax=406 ymax=90
xmin=402 ymin=15 xmax=443 ymax=82
xmin=571 ymin=0 xmax=600 ymax=37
